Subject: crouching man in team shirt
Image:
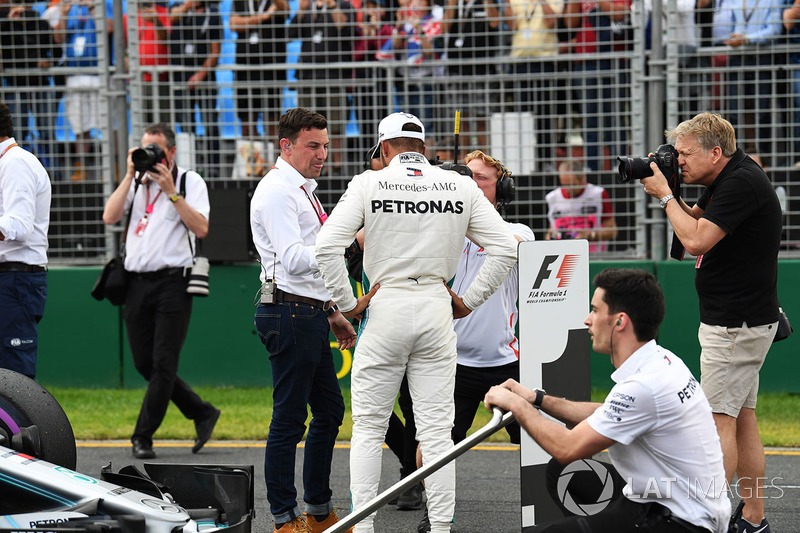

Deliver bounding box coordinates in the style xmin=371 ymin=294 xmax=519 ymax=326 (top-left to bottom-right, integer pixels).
xmin=485 ymin=268 xmax=731 ymax=533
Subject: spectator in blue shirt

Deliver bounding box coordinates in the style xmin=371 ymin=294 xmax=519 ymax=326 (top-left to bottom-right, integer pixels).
xmin=53 ymin=0 xmax=113 ymax=182
xmin=713 ymin=0 xmax=784 ymax=155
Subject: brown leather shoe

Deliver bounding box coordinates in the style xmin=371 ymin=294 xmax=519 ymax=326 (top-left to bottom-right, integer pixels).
xmin=304 ymin=511 xmax=353 ymax=533
xmin=273 ymin=516 xmax=310 ymax=532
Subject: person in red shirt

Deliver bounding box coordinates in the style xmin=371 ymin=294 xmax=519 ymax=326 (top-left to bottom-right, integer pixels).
xmin=545 ymin=159 xmax=618 ymax=253
xmin=124 ymin=3 xmax=172 ymax=124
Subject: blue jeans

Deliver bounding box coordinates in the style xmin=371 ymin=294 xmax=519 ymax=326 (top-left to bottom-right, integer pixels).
xmin=0 ymin=271 xmax=47 ymax=379
xmin=255 ymin=301 xmax=345 ymax=523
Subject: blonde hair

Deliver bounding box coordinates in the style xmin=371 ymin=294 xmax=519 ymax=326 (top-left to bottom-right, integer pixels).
xmin=464 ymin=150 xmax=511 ymax=179
xmin=665 ymin=113 xmax=737 ymax=158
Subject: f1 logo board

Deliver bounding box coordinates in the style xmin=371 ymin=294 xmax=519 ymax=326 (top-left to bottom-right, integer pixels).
xmin=517 ymin=240 xmax=591 ymax=529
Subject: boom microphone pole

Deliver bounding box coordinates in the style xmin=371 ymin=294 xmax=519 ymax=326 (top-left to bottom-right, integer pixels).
xmin=434 ymin=111 xmax=472 ymax=177
xmin=453 ymin=109 xmax=461 ymax=163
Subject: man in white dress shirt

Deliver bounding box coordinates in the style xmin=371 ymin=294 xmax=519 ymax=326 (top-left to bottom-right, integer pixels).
xmin=250 ymin=108 xmax=360 ymax=533
xmin=102 ymin=123 xmax=220 ymax=461
xmin=0 ymin=101 xmax=51 ymax=379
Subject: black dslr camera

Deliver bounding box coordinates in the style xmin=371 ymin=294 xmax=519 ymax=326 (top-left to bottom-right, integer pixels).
xmin=616 ymin=144 xmax=679 ymax=185
xmin=132 ymin=143 xmax=167 ymax=173
xmin=429 ymin=156 xmax=473 ymax=178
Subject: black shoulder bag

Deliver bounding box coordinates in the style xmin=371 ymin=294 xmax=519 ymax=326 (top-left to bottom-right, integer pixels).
xmin=92 ymin=180 xmax=141 ymax=306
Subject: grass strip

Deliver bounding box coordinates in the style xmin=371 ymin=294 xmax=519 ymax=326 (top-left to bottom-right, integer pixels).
xmin=49 ymin=387 xmax=800 ymax=447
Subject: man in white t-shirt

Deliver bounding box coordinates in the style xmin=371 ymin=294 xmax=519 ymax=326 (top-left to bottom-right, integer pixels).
xmin=451 ymin=150 xmax=534 ymax=446
xmin=485 ymin=268 xmax=730 ymax=533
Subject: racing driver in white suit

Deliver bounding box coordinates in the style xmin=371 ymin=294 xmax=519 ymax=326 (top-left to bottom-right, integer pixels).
xmin=315 ymin=112 xmax=519 ymax=533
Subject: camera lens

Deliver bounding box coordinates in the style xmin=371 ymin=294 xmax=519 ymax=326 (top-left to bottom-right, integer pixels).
xmin=132 ymin=143 xmax=166 ymax=173
xmin=616 ymin=156 xmax=655 ymax=183
xmin=131 ymin=148 xmax=154 ymax=172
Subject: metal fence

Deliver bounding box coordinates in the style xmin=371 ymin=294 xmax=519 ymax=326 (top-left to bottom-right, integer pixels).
xmin=2 ymin=0 xmax=798 ymax=264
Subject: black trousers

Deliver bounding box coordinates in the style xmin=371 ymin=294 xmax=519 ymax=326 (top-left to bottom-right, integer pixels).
xmin=536 ymin=458 xmax=712 ymax=533
xmin=123 ymin=270 xmax=214 ymax=445
xmin=452 ymin=362 xmax=521 ymax=444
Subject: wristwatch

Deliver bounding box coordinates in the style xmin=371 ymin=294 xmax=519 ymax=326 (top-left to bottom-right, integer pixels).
xmin=659 ymin=194 xmax=675 ymax=209
xmin=324 ymin=302 xmax=339 ymax=317
xmin=169 ymin=193 xmax=181 ymax=203
xmin=533 ymin=388 xmax=546 ymax=409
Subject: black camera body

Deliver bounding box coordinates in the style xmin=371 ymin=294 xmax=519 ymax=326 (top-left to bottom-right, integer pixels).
xmin=430 ymin=157 xmax=473 ymax=178
xmin=439 ymin=161 xmax=473 ymax=178
xmin=132 ymin=143 xmax=167 ymax=173
xmin=616 ymin=144 xmax=679 ymax=184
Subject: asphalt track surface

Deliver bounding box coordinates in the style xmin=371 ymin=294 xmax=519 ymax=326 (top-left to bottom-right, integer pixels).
xmin=75 ymin=441 xmax=800 ymax=532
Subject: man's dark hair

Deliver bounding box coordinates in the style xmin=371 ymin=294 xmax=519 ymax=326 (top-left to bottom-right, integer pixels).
xmin=0 ymin=102 xmax=13 ymax=138
xmin=143 ymin=123 xmax=176 ymax=150
xmin=386 ymin=123 xmax=425 ymax=153
xmin=593 ymin=268 xmax=664 ymax=342
xmin=279 ymin=108 xmax=328 ymax=144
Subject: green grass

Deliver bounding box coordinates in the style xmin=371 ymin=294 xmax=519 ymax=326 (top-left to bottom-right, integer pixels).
xmin=49 ymin=387 xmax=800 ymax=447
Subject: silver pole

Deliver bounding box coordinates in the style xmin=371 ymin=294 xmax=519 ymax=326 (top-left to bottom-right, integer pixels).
xmin=324 ymin=408 xmax=516 ymax=533
xmin=113 ymin=0 xmax=128 ymax=181
xmin=648 ymin=0 xmax=667 ymax=260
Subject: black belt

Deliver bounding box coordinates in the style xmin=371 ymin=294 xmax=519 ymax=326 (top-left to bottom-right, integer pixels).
xmin=132 ymin=267 xmax=186 ymax=280
xmin=649 ymin=503 xmax=712 ymax=533
xmin=275 ymin=288 xmax=326 ymax=309
xmin=0 ymin=261 xmax=46 ymax=273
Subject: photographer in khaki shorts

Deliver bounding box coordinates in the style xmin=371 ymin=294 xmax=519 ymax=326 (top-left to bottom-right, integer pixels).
xmin=641 ymin=113 xmax=781 ymax=533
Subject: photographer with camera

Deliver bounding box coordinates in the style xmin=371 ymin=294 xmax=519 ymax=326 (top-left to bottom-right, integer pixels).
xmin=102 ymin=123 xmax=220 ymax=461
xmin=639 ymin=112 xmax=781 ymax=533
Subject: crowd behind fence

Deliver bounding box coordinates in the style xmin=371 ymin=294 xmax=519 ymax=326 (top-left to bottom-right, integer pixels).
xmin=2 ymin=0 xmax=799 ymax=264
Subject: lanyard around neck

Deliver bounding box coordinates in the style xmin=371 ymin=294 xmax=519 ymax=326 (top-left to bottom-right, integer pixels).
xmin=743 ymin=0 xmax=761 ymax=23
xmin=302 ymin=187 xmax=327 ymax=226
xmin=0 ymin=143 xmax=19 ymax=160
xmin=145 ymin=183 xmax=164 ymax=216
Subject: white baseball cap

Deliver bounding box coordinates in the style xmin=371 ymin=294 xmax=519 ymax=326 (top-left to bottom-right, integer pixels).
xmin=378 ymin=112 xmax=425 ymax=142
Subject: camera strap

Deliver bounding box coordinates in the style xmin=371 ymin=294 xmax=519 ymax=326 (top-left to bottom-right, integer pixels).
xmin=669 ymin=232 xmax=685 ymax=261
xmin=177 ymin=170 xmax=205 ymax=262
xmin=178 ymin=171 xmax=194 ymax=259
xmin=120 ymin=180 xmax=142 ymax=260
